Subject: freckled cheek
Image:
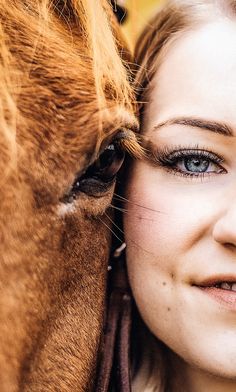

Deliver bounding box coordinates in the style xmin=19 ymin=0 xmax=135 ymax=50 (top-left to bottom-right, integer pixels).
xmin=124 ymin=189 xmax=175 ymax=312
xmin=125 ymin=166 xmax=212 ymax=260
xmin=124 ymin=179 xmax=184 ymax=273
xmin=124 ymin=179 xmax=185 ymax=335
xmin=124 ymin=212 xmax=176 ymax=292
xmin=125 ymin=222 xmax=176 ymax=340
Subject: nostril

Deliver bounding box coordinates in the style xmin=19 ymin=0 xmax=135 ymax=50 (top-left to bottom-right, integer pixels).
xmin=225 ymin=242 xmax=236 ymax=251
xmin=212 ymin=214 xmax=236 ymax=248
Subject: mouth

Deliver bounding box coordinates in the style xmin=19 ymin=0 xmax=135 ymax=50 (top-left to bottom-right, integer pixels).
xmin=199 ymin=281 xmax=236 ymax=291
xmin=194 ymin=278 xmax=236 ymax=310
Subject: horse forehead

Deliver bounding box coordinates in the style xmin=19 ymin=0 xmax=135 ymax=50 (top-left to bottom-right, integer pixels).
xmin=13 ymin=49 xmax=113 ymax=156
xmin=0 ymin=0 xmax=136 ymax=177
xmin=15 ymin=39 xmax=121 ymax=143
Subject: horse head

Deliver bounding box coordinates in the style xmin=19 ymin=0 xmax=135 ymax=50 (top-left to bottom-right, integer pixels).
xmin=0 ymin=1 xmax=138 ymax=390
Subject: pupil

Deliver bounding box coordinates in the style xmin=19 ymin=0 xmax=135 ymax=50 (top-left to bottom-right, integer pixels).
xmin=185 ymin=157 xmax=209 ymax=172
xmin=97 ymin=144 xmax=125 ymax=181
xmin=85 ymin=142 xmax=125 ymax=182
xmin=97 ymin=144 xmax=116 ymax=172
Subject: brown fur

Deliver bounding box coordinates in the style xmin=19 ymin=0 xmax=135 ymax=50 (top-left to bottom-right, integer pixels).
xmin=0 ymin=1 xmax=138 ymax=390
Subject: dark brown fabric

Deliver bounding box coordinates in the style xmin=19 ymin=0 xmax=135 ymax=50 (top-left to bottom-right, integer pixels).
xmin=95 ymin=257 xmax=132 ymax=392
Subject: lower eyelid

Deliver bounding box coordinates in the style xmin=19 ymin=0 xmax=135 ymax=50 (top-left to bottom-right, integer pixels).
xmin=165 ymin=168 xmax=223 ymax=180
xmin=161 ymin=158 xmax=227 ymax=178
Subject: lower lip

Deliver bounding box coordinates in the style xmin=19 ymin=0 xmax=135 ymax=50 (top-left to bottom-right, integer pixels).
xmin=198 ymin=286 xmax=236 ymax=310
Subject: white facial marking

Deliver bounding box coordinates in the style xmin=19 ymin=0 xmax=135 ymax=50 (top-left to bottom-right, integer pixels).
xmin=57 ymin=202 xmax=76 ymax=217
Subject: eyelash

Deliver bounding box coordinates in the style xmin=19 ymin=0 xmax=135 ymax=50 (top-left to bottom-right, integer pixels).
xmin=152 ymin=145 xmax=226 ymax=178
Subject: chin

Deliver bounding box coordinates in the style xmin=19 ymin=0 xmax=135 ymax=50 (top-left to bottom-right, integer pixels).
xmin=179 ymin=347 xmax=236 ymax=380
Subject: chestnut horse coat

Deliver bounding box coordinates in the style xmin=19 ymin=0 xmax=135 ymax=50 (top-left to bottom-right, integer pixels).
xmin=0 ymin=1 xmax=138 ymax=390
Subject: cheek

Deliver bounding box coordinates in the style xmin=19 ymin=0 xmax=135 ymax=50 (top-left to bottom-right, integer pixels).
xmin=123 ymin=164 xmax=213 ymax=336
xmin=124 ymin=164 xmax=196 ymax=277
xmin=124 ymin=162 xmax=216 ymax=261
xmin=123 ymin=167 xmax=179 ymax=334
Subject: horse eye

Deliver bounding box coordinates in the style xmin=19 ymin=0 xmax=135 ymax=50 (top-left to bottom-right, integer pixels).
xmin=64 ymin=138 xmax=125 ymax=201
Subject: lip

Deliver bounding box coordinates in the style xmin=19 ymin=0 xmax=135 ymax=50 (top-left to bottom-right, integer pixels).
xmin=197 ymin=286 xmax=236 ymax=310
xmin=192 ymin=275 xmax=236 ymax=310
xmin=196 ymin=275 xmax=236 ymax=287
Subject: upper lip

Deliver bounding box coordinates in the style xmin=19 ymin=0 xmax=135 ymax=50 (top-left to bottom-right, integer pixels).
xmin=193 ymin=276 xmax=236 ymax=287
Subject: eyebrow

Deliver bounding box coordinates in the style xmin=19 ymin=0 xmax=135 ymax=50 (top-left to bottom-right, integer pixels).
xmin=153 ymin=117 xmax=233 ymax=137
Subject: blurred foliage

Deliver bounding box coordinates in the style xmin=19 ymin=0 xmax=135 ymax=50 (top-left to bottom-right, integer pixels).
xmin=121 ymin=0 xmax=165 ymax=49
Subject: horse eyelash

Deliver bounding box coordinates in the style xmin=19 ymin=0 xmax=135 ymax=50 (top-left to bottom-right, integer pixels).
xmin=103 ymin=211 xmax=154 ymax=257
xmin=113 ymin=192 xmax=163 ymax=214
xmin=115 ymin=129 xmax=145 ymax=159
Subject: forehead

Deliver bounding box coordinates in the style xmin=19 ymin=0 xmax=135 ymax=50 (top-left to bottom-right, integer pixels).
xmin=144 ymin=19 xmax=236 ymax=133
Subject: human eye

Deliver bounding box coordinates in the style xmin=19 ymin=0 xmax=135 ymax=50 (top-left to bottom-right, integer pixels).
xmin=151 ymin=146 xmax=226 ymax=178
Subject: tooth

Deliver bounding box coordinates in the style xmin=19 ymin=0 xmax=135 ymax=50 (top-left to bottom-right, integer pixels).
xmin=220 ymin=282 xmax=232 ymax=290
xmin=232 ymin=283 xmax=236 ymax=292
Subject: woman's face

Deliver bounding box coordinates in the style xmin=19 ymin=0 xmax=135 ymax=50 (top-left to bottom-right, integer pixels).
xmin=124 ymin=20 xmax=236 ymax=382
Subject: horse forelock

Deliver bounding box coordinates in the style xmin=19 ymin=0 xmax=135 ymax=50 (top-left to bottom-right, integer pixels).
xmin=0 ymin=0 xmax=136 ymax=172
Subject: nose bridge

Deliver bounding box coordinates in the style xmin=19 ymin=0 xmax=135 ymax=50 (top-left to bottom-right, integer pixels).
xmin=212 ymin=188 xmax=236 ymax=246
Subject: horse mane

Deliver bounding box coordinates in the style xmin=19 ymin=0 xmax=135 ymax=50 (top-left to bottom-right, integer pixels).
xmin=0 ymin=0 xmax=134 ymax=175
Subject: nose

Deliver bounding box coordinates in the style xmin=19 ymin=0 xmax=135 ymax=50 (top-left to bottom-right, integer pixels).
xmin=212 ymin=205 xmax=236 ymax=248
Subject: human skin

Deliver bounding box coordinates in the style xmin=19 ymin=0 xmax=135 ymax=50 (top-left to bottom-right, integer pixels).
xmin=124 ymin=20 xmax=236 ymax=392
